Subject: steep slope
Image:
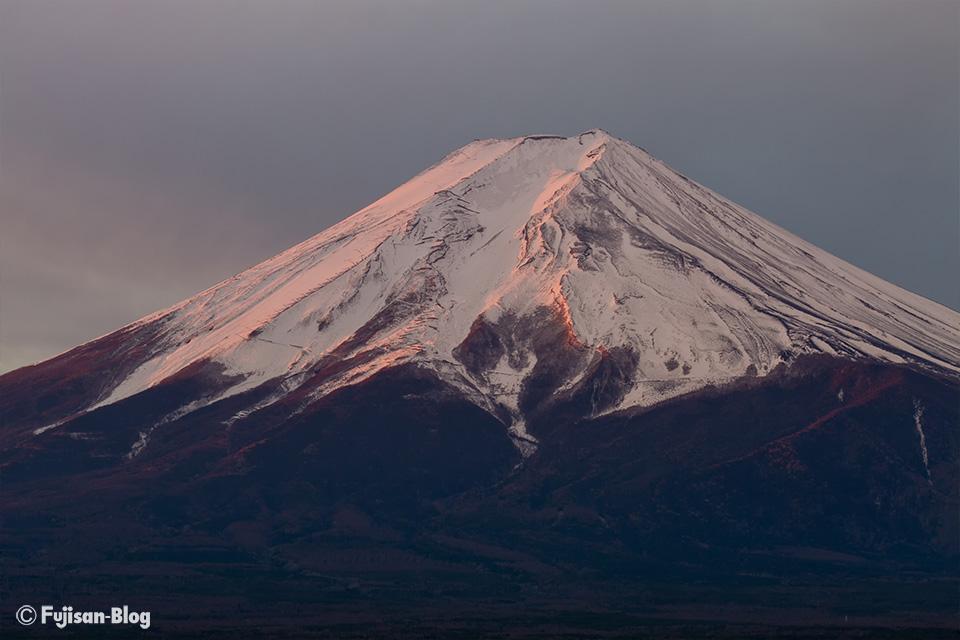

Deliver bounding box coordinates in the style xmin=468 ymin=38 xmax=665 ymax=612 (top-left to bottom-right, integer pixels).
xmin=5 ymin=130 xmax=957 ymax=457
xmin=2 ymin=130 xmax=958 ymax=637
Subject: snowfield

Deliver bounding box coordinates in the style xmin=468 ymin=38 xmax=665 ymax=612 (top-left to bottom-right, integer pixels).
xmin=39 ymin=130 xmax=959 ymax=453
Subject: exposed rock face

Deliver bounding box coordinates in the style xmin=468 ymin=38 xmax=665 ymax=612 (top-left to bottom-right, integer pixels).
xmin=2 ymin=131 xmax=957 ymax=636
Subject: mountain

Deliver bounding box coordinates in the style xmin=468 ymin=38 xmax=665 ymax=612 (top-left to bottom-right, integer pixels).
xmin=2 ymin=130 xmax=957 ymax=638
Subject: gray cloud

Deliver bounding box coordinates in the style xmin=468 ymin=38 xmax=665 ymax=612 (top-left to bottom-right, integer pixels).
xmin=2 ymin=0 xmax=957 ymax=372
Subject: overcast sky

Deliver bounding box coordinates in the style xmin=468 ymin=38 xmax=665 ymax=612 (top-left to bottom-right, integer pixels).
xmin=2 ymin=0 xmax=957 ymax=373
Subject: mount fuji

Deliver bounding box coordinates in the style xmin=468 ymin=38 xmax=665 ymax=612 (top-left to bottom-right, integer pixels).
xmin=2 ymin=130 xmax=957 ymax=637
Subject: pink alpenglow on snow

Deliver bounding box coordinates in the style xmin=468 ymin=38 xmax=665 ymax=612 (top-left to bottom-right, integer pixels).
xmin=26 ymin=130 xmax=960 ymax=456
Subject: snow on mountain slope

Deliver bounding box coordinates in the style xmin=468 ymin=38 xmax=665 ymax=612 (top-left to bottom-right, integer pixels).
xmin=33 ymin=130 xmax=960 ymax=452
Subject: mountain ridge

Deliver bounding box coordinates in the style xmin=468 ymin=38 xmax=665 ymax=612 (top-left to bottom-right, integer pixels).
xmin=3 ymin=130 xmax=957 ymax=636
xmin=9 ymin=130 xmax=956 ymax=457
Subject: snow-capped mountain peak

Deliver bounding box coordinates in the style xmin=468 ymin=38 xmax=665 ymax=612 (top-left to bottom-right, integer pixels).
xmin=30 ymin=131 xmax=960 ymax=452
